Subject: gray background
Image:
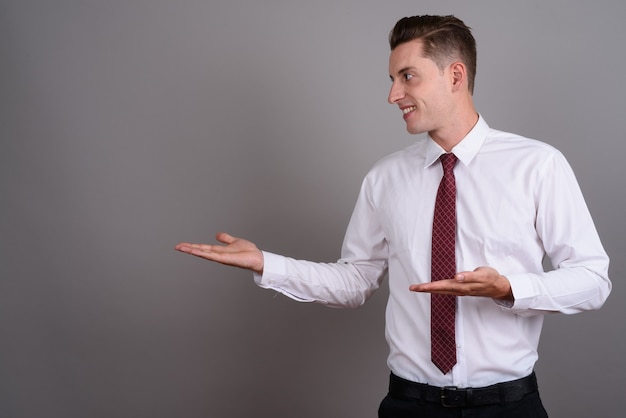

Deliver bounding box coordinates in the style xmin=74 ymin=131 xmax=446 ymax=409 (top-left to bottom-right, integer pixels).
xmin=1 ymin=0 xmax=624 ymax=417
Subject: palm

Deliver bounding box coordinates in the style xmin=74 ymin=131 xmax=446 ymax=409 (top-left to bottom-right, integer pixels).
xmin=175 ymin=232 xmax=264 ymax=273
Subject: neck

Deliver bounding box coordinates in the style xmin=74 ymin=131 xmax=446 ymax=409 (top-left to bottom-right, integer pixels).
xmin=429 ymin=109 xmax=479 ymax=152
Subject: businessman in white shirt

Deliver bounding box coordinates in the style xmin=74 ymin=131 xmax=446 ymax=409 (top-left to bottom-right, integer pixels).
xmin=176 ymin=15 xmax=611 ymax=417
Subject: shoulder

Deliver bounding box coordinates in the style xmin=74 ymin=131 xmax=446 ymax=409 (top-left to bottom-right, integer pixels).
xmin=366 ymin=139 xmax=428 ymax=177
xmin=480 ymin=128 xmax=578 ymax=188
xmin=487 ymin=128 xmax=557 ymax=151
xmin=354 ymin=139 xmax=430 ymax=197
xmin=484 ymin=128 xmax=566 ymax=163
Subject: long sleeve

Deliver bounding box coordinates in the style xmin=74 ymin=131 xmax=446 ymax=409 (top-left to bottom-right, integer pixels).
xmin=254 ymin=176 xmax=388 ymax=308
xmin=505 ymin=150 xmax=611 ymax=315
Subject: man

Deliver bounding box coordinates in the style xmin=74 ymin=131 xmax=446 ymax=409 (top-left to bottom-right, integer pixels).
xmin=176 ymin=15 xmax=611 ymax=417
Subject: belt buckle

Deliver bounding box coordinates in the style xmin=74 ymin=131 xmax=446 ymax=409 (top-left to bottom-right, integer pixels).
xmin=441 ymin=386 xmax=464 ymax=407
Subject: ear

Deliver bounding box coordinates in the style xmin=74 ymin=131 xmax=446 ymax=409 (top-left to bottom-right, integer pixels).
xmin=449 ymin=61 xmax=467 ymax=92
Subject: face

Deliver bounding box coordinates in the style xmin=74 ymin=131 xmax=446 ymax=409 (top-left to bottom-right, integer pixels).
xmin=388 ymin=40 xmax=454 ymax=136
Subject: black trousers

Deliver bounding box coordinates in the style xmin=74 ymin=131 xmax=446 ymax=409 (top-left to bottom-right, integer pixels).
xmin=378 ymin=385 xmax=549 ymax=418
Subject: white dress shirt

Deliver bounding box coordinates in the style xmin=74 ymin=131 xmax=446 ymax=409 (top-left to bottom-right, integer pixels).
xmin=254 ymin=116 xmax=611 ymax=388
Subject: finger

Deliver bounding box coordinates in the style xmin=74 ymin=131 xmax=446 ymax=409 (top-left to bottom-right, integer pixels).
xmin=175 ymin=243 xmax=214 ymax=255
xmin=189 ymin=246 xmax=262 ymax=271
xmin=409 ymin=284 xmax=424 ymax=292
xmin=454 ymin=271 xmax=481 ymax=282
xmin=410 ymin=279 xmax=475 ymax=295
xmin=175 ymin=242 xmax=196 ymax=253
xmin=453 ymin=270 xmax=483 ymax=283
xmin=409 ymin=280 xmax=455 ymax=292
xmin=215 ymin=232 xmax=235 ymax=245
xmin=185 ymin=244 xmax=227 ymax=261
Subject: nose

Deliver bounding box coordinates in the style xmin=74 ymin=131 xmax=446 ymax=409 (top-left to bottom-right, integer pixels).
xmin=388 ymin=81 xmax=404 ymax=104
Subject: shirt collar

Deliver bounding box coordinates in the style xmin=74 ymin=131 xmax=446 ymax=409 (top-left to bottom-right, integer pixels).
xmin=424 ymin=115 xmax=490 ymax=168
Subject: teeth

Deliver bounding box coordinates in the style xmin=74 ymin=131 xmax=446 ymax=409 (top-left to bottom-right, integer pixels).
xmin=402 ymin=106 xmax=416 ymax=114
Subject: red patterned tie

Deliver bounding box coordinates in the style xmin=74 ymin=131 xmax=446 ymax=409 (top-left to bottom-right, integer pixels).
xmin=431 ymin=153 xmax=458 ymax=374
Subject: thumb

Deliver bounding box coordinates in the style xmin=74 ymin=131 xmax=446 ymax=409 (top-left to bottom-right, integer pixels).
xmin=215 ymin=232 xmax=235 ymax=244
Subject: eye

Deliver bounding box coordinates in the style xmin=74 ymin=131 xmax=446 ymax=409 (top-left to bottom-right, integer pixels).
xmin=403 ymin=73 xmax=414 ymax=81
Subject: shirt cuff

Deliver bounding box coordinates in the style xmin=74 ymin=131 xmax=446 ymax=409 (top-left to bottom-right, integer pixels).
xmin=252 ymin=251 xmax=316 ymax=302
xmin=497 ymin=273 xmax=537 ymax=311
xmin=253 ymin=251 xmax=286 ymax=286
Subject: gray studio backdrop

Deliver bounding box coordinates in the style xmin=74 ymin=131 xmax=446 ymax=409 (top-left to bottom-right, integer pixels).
xmin=1 ymin=1 xmax=624 ymax=417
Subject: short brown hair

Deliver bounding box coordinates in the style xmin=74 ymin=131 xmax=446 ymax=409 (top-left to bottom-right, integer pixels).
xmin=389 ymin=15 xmax=477 ymax=93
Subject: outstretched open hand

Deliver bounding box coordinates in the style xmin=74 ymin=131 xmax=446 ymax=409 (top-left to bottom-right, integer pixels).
xmin=175 ymin=232 xmax=264 ymax=274
xmin=409 ymin=266 xmax=514 ymax=301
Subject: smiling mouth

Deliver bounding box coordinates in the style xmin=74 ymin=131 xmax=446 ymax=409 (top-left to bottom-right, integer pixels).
xmin=402 ymin=106 xmax=416 ymax=115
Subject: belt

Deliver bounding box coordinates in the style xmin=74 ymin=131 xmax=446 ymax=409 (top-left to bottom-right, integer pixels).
xmin=388 ymin=372 xmax=538 ymax=408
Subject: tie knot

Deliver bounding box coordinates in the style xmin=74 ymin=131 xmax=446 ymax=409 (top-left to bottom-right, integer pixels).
xmin=440 ymin=153 xmax=458 ymax=174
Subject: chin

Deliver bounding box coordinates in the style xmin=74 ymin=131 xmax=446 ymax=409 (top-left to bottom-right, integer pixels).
xmin=406 ymin=125 xmax=427 ymax=135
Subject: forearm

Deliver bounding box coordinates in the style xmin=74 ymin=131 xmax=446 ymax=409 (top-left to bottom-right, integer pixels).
xmin=505 ymin=261 xmax=611 ymax=316
xmin=254 ymin=251 xmax=387 ymax=308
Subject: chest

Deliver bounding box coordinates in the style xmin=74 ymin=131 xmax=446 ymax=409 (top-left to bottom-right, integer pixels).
xmin=371 ymin=162 xmax=539 ymax=255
